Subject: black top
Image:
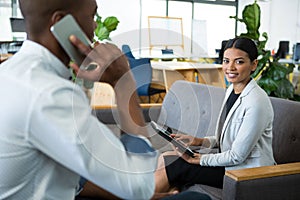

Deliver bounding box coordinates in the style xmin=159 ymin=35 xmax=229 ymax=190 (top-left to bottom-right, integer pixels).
xmin=225 ymin=90 xmax=240 ymax=117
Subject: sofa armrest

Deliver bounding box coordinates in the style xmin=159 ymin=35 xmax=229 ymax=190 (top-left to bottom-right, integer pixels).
xmin=225 ymin=162 xmax=300 ymax=181
xmin=222 ymin=162 xmax=300 ymax=200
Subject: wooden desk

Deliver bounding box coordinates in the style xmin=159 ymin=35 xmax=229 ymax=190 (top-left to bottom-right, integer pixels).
xmin=0 ymin=53 xmax=13 ymax=63
xmin=92 ymin=103 xmax=162 ymax=110
xmin=151 ymin=61 xmax=226 ymax=91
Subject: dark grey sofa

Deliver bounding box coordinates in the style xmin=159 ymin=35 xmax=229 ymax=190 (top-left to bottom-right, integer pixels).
xmin=94 ymin=80 xmax=300 ymax=200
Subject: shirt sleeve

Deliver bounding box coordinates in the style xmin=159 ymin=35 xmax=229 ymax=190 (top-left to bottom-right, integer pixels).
xmin=28 ymin=83 xmax=157 ymax=200
xmin=120 ymin=133 xmax=156 ymax=154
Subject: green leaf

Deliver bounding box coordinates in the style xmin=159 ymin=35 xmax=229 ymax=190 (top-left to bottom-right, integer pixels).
xmin=252 ymin=50 xmax=270 ymax=78
xmin=94 ymin=14 xmax=119 ymax=41
xmin=229 ymin=16 xmax=245 ymax=24
xmin=274 ymin=79 xmax=294 ymax=99
xmin=268 ymin=62 xmax=288 ymax=81
xmin=257 ymin=32 xmax=268 ymax=49
xmin=95 ymin=13 xmax=102 ymax=24
xmin=242 ymin=2 xmax=261 ymax=40
xmin=257 ymin=76 xmax=277 ymax=95
xmin=285 ymin=63 xmax=295 ymax=74
xmin=103 ymin=16 xmax=120 ymax=32
xmin=94 ymin=22 xmax=104 ymax=35
xmin=95 ymin=27 xmax=110 ymax=41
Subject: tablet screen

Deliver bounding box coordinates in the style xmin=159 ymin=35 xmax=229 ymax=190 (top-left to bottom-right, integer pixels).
xmin=150 ymin=121 xmax=195 ymax=157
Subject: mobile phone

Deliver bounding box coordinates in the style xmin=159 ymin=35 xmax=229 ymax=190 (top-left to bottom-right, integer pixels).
xmin=150 ymin=121 xmax=195 ymax=157
xmin=50 ymin=14 xmax=92 ymax=67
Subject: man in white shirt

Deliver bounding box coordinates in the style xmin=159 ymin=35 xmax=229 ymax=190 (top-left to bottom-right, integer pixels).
xmin=0 ymin=0 xmax=158 ymax=199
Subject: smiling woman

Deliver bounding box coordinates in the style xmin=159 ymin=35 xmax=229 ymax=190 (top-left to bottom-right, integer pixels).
xmin=154 ymin=37 xmax=275 ymax=194
xmin=222 ymin=37 xmax=258 ymax=94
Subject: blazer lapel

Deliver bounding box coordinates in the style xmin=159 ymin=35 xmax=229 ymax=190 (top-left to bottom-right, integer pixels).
xmin=219 ymin=93 xmax=242 ymax=147
xmin=215 ymin=86 xmax=232 ymax=147
xmin=219 ymin=79 xmax=257 ymax=145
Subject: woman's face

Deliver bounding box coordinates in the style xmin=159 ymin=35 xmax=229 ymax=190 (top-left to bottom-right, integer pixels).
xmin=222 ymin=48 xmax=257 ymax=86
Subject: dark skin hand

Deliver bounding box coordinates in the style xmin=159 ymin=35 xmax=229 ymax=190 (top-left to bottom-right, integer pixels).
xmin=170 ymin=133 xmax=203 ymax=146
xmin=170 ymin=133 xmax=203 ymax=165
xmin=69 ymin=36 xmax=132 ymax=87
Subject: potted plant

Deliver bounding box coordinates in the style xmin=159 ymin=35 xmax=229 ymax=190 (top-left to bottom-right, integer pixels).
xmin=230 ymin=0 xmax=299 ymax=101
xmin=94 ymin=13 xmax=120 ymax=41
xmin=74 ymin=14 xmax=120 ymax=90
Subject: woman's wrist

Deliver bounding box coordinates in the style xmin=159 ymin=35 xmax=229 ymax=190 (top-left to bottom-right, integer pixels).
xmin=190 ymin=137 xmax=203 ymax=146
xmin=197 ymin=138 xmax=204 ymax=146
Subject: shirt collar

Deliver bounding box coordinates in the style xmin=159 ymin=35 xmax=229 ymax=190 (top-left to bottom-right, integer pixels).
xmin=20 ymin=40 xmax=71 ymax=80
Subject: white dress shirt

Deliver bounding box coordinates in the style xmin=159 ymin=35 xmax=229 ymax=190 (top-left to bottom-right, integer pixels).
xmin=0 ymin=40 xmax=157 ymax=200
xmin=201 ymin=79 xmax=275 ymax=170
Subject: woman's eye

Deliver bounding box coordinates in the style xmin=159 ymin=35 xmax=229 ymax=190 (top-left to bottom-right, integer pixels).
xmin=223 ymin=59 xmax=229 ymax=64
xmin=236 ymin=60 xmax=244 ymax=64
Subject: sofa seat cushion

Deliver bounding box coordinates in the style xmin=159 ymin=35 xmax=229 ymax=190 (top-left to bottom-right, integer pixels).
xmin=187 ymin=184 xmax=222 ymax=200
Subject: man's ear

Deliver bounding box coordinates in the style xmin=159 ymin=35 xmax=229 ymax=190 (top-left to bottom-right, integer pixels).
xmin=50 ymin=11 xmax=67 ymax=25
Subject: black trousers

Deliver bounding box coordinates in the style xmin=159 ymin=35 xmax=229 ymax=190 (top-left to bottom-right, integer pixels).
xmin=76 ymin=191 xmax=211 ymax=200
xmin=164 ymin=155 xmax=225 ymax=189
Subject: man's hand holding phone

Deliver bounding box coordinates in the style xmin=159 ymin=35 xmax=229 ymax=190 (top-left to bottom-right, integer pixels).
xmin=69 ymin=35 xmax=132 ymax=88
xmin=52 ymin=14 xmax=148 ymax=137
xmin=51 ymin=14 xmax=133 ymax=88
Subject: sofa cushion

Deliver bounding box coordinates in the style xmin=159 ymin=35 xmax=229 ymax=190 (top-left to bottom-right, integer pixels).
xmin=187 ymin=184 xmax=222 ymax=200
xmin=270 ymin=97 xmax=300 ymax=164
xmin=158 ymin=81 xmax=225 ymax=138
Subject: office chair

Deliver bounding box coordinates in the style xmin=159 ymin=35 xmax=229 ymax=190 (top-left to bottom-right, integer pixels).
xmin=122 ymin=44 xmax=166 ymax=103
xmin=10 ymin=18 xmax=25 ymax=32
xmin=292 ymin=43 xmax=300 ymax=62
xmin=216 ymin=40 xmax=228 ymax=64
xmin=275 ymin=41 xmax=289 ymax=59
xmin=122 ymin=44 xmax=135 ymax=59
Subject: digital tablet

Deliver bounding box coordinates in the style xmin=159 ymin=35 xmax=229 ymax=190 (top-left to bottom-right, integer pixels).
xmin=150 ymin=121 xmax=195 ymax=157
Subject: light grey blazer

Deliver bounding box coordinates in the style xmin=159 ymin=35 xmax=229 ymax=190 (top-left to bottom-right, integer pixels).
xmin=200 ymin=79 xmax=276 ymax=170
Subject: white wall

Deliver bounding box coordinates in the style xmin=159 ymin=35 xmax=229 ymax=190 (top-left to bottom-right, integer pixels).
xmin=238 ymin=0 xmax=300 ymax=53
xmin=96 ymin=0 xmax=140 ymax=36
xmin=1 ymin=0 xmax=299 ymax=56
xmin=96 ymin=0 xmax=141 ymax=49
xmin=268 ymin=0 xmax=300 ymax=52
xmin=96 ymin=0 xmax=167 ymax=56
xmin=97 ymin=0 xmax=300 ymax=56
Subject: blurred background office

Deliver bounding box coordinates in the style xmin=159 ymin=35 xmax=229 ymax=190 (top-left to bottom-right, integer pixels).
xmin=1 ymin=0 xmax=300 ymax=59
